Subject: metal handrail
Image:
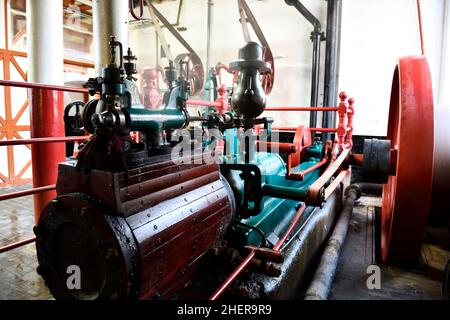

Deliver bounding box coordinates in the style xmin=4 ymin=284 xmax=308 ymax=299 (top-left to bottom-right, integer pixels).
xmin=0 ymin=136 xmax=89 ymax=146
xmin=0 ymin=79 xmax=88 ymax=93
xmin=0 ymin=237 xmax=36 ymax=254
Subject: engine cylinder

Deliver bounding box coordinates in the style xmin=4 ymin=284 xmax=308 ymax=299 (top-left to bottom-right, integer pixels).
xmin=35 ymin=159 xmax=235 ymax=300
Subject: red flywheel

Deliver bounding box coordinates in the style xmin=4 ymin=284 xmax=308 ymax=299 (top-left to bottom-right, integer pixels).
xmin=381 ymin=56 xmax=434 ymax=265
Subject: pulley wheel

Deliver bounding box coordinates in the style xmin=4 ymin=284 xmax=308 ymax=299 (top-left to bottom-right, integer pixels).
xmin=174 ymin=53 xmax=204 ymax=96
xmin=381 ymin=56 xmax=434 ymax=265
xmin=362 ymin=138 xmax=391 ymax=184
xmin=261 ymin=46 xmax=275 ymax=95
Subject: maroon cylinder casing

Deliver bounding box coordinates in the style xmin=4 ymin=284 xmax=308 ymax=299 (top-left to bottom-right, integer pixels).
xmin=37 ymin=157 xmax=235 ymax=299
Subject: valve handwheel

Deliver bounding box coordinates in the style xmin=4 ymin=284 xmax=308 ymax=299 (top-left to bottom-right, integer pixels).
xmin=64 ymin=101 xmax=85 ymax=136
xmin=381 ymin=56 xmax=434 ymax=265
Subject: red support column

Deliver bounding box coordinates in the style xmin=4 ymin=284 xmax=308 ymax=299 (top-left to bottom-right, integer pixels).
xmin=29 ymin=89 xmax=65 ymax=222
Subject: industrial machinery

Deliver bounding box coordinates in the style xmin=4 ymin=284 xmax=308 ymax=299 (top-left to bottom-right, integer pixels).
xmin=32 ymin=6 xmax=448 ymax=300
xmin=33 ymin=36 xmax=357 ymax=299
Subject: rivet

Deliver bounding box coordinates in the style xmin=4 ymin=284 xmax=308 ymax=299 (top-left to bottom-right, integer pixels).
xmin=105 ymin=248 xmax=119 ymax=261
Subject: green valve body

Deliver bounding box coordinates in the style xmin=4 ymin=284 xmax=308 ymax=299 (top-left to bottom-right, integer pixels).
xmin=124 ymin=86 xmax=186 ymax=134
xmin=221 ymin=132 xmax=324 ymax=247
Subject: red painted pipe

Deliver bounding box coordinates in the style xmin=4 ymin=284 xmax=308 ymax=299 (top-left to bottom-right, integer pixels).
xmin=311 ymin=128 xmax=337 ymax=132
xmin=215 ymin=63 xmax=233 ymax=74
xmin=209 ymin=251 xmax=256 ymax=300
xmin=0 ymin=237 xmax=36 ymax=254
xmin=0 ymin=79 xmax=88 ymax=93
xmin=0 ymin=136 xmax=89 ymax=146
xmin=0 ymin=185 xmax=56 ymax=201
xmin=29 ymin=89 xmax=66 ymax=223
xmin=186 ymin=99 xmax=222 ymax=108
xmin=209 ymin=203 xmax=307 ymax=300
xmin=265 ymin=107 xmax=338 ymax=112
xmin=273 ymin=203 xmax=307 ymax=251
xmin=273 ymin=127 xmax=337 ymax=132
xmin=256 ymin=141 xmax=298 ymax=154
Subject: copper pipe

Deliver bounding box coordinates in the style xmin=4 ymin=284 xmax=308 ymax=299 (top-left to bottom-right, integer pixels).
xmin=209 ymin=203 xmax=307 ymax=300
xmin=0 ymin=79 xmax=88 ymax=93
xmin=0 ymin=136 xmax=89 ymax=146
xmin=129 ymin=0 xmax=144 ymax=20
xmin=417 ymin=0 xmax=425 ymax=55
xmin=0 ymin=185 xmax=56 ymax=201
xmin=0 ymin=237 xmax=36 ymax=254
xmin=209 ymin=251 xmax=256 ymax=300
xmin=245 ymin=246 xmax=284 ymax=263
xmin=64 ymin=58 xmax=94 ymax=69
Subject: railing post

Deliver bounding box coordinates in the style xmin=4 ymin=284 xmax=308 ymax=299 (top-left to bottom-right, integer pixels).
xmin=337 ymin=92 xmax=348 ymax=152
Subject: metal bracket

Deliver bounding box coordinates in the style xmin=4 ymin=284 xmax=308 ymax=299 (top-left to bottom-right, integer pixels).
xmin=220 ymin=163 xmax=262 ymax=218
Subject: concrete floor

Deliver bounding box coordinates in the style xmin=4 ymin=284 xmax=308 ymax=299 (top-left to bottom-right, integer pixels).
xmin=0 ymin=185 xmax=444 ymax=300
xmin=0 ymin=184 xmax=52 ymax=300
xmin=329 ymin=196 xmax=443 ymax=300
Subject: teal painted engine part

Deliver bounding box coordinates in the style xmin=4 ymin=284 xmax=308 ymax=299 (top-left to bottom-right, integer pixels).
xmin=123 ymin=84 xmax=187 ymax=134
xmin=221 ymin=135 xmax=325 ymax=249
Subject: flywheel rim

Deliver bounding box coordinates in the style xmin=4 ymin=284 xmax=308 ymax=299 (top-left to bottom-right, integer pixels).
xmin=381 ymin=56 xmax=435 ymax=265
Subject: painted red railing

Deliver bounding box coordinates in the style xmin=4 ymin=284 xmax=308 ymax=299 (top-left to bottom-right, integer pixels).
xmin=0 ymin=79 xmax=88 ymax=93
xmin=265 ymin=106 xmax=338 ymax=112
xmin=273 ymin=127 xmax=338 ymax=133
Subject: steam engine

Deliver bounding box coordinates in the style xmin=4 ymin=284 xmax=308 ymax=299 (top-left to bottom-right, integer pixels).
xmin=34 ymin=39 xmax=348 ymax=300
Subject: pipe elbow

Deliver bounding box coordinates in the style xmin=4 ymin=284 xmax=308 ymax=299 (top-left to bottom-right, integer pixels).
xmin=286 ymin=0 xmax=322 ymax=32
